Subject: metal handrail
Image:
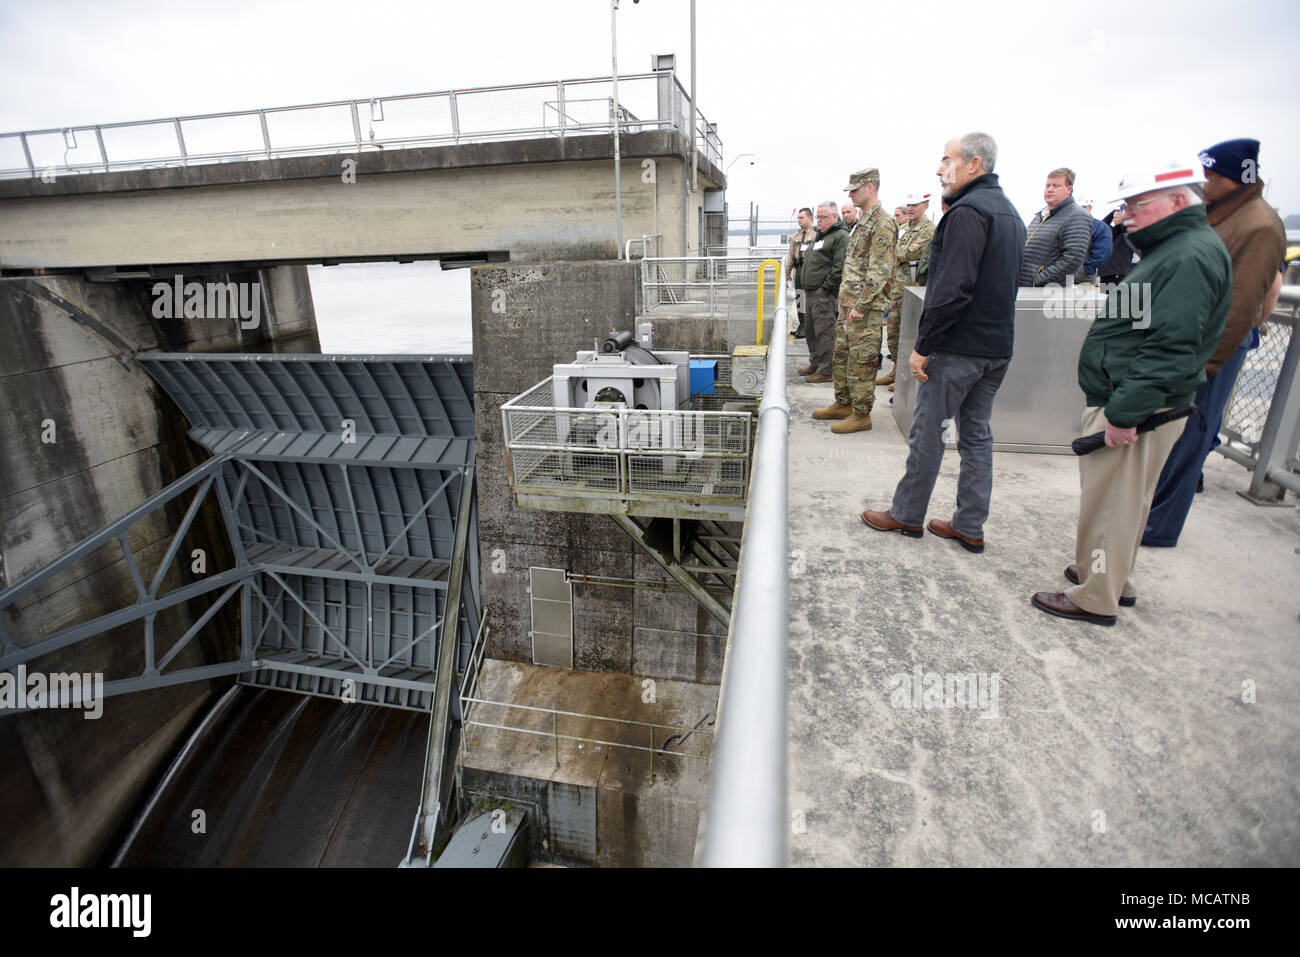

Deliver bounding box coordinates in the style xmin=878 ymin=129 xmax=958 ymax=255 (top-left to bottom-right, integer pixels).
xmin=2 ymin=70 xmax=721 ymax=179
xmin=700 ymin=262 xmax=789 ymax=867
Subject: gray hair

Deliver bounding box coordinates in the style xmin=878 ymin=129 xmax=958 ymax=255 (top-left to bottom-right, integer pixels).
xmin=817 ymin=200 xmax=839 ymax=214
xmin=1174 ymin=184 xmax=1203 ymax=205
xmin=957 ymin=132 xmax=998 ymax=173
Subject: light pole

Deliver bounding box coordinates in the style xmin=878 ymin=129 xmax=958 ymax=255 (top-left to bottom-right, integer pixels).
xmin=611 ymin=0 xmax=624 ymax=259
xmin=689 ymin=0 xmax=697 ymax=194
xmin=725 ymin=153 xmax=755 ymax=177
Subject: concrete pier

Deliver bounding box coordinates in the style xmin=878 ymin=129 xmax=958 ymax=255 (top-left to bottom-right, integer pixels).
xmin=783 ymin=355 xmax=1300 ymax=866
xmin=0 ymin=268 xmax=318 ymax=865
xmin=460 ymin=658 xmax=713 ymax=867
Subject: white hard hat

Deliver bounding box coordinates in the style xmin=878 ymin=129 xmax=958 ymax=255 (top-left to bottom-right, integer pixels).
xmin=1078 ymin=197 xmax=1093 ymax=207
xmin=1110 ymin=160 xmax=1206 ymax=202
xmin=904 ymin=191 xmax=932 ymax=205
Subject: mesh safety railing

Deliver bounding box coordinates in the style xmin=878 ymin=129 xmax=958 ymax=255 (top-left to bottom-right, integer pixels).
xmin=501 ymin=377 xmax=752 ymax=508
xmin=642 ymin=256 xmax=780 ymax=317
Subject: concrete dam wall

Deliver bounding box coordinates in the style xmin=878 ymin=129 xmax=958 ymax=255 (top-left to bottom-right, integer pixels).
xmin=0 ymin=266 xmax=317 ymax=865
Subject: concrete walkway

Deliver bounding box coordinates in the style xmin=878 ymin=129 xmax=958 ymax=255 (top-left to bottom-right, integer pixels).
xmin=784 ymin=355 xmax=1300 ymax=866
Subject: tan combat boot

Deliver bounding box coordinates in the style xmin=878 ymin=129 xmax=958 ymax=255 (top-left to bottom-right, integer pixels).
xmin=876 ymin=370 xmax=895 ymax=386
xmin=831 ymin=411 xmax=872 ymax=433
xmin=812 ymin=403 xmax=853 ymax=420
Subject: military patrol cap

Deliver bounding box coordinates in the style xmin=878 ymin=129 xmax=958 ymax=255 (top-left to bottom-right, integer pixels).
xmin=843 ymin=167 xmax=880 ymax=190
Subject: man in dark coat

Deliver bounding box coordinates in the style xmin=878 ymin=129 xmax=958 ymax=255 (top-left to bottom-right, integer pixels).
xmin=860 ymin=132 xmax=1024 ymax=551
xmin=1142 ymin=138 xmax=1288 ymax=546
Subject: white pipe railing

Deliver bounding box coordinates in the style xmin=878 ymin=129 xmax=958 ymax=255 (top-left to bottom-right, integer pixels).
xmin=1 ymin=71 xmax=721 ymax=179
xmin=700 ymin=261 xmax=789 ymax=867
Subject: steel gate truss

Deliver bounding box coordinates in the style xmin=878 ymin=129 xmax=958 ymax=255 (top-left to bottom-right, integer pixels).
xmin=1 ymin=354 xmax=479 ymax=717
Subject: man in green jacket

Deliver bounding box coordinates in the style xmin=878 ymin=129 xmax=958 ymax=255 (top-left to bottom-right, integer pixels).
xmin=1032 ymin=161 xmax=1232 ymax=626
xmin=796 ymin=202 xmax=849 ymax=382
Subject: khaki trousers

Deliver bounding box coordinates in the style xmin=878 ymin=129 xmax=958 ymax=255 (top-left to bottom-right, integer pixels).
xmin=1065 ymin=406 xmax=1184 ymax=616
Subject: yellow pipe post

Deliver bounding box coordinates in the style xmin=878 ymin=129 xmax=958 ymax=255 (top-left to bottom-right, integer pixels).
xmin=755 ymin=259 xmax=781 ymax=346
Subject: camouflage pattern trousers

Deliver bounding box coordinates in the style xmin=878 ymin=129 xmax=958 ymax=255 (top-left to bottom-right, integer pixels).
xmin=833 ymin=307 xmax=884 ymax=413
xmin=885 ymin=311 xmax=900 ymax=365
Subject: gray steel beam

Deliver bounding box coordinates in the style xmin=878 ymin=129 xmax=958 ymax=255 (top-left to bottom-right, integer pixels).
xmin=148 ymin=475 xmax=215 ymax=595
xmin=155 ymin=580 xmax=242 ymax=673
xmin=249 ymin=657 xmax=435 ymax=695
xmin=374 ymin=470 xmax=457 ymax=565
xmin=0 ymin=454 xmax=229 ymax=609
xmin=241 ymin=461 xmax=366 ymax=571
xmin=413 ymin=468 xmax=476 ymax=864
xmin=0 ymin=568 xmax=249 ymax=670
xmin=1 ymin=661 xmax=253 ymax=716
xmin=255 ymin=562 xmax=449 ymax=591
xmin=610 ymin=514 xmax=731 ymax=628
xmin=261 ymin=569 xmax=369 ymax=672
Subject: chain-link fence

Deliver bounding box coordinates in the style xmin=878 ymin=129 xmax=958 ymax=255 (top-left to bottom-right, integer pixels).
xmin=1219 ymin=290 xmax=1300 ymax=498
xmin=1222 ymin=313 xmax=1295 ymax=452
xmin=1 ymin=70 xmax=721 ymax=178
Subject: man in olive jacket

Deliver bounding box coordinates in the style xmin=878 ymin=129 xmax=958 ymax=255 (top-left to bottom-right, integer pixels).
xmin=797 ymin=202 xmax=849 ymax=381
xmin=1143 ymin=138 xmax=1288 ymax=546
xmin=1032 ymin=161 xmax=1232 ymax=626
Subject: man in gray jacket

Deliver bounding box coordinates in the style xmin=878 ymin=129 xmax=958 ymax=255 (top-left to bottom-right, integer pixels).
xmin=1020 ymin=167 xmax=1093 ymax=287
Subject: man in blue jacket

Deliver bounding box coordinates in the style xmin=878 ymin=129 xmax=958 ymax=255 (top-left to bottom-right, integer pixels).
xmin=1032 ymin=161 xmax=1232 ymax=625
xmin=860 ymin=132 xmax=1025 ymax=551
xmin=1073 ymin=199 xmax=1113 ymax=284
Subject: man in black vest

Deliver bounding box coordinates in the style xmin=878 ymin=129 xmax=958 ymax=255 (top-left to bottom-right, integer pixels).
xmin=861 ymin=132 xmax=1025 ymax=551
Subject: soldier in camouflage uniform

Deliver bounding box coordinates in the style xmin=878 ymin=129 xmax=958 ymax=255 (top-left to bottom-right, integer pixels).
xmin=813 ymin=167 xmax=897 ymax=434
xmin=879 ymin=192 xmax=937 ymax=387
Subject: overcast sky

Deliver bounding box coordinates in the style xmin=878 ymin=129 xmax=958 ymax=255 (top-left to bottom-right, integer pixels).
xmin=2 ymin=0 xmax=1297 ymax=226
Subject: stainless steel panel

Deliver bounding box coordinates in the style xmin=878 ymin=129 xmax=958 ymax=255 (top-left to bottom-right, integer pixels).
xmin=530 ymin=566 xmax=570 ymax=603
xmin=530 ymin=566 xmax=573 ymax=668
xmin=893 ymin=287 xmax=1097 ymax=454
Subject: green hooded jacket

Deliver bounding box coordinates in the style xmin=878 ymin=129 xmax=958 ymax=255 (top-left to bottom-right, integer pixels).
xmin=1076 ymin=204 xmax=1231 ymax=428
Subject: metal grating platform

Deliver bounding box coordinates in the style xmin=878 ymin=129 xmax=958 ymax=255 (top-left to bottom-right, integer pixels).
xmin=501 ymin=370 xmax=755 ymax=522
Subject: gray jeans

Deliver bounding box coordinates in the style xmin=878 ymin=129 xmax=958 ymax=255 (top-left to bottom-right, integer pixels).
xmin=890 ymin=350 xmax=1011 ymax=538
xmin=805 ymin=286 xmax=836 ymax=376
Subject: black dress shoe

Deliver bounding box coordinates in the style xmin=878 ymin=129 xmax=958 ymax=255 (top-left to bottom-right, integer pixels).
xmin=1064 ymin=565 xmax=1135 ymax=607
xmin=1031 ymin=591 xmax=1116 ymax=626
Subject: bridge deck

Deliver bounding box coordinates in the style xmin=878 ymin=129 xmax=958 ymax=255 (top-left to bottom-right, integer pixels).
xmin=784 ymin=355 xmax=1300 ymax=866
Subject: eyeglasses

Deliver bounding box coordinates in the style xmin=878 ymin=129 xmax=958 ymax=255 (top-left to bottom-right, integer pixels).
xmin=1120 ymin=197 xmax=1165 ymax=213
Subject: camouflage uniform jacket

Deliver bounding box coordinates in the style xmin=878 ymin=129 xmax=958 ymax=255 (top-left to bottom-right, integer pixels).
xmin=837 ymin=202 xmax=897 ymax=316
xmin=897 ymin=217 xmax=936 ymax=286
xmin=885 ymin=216 xmax=936 ymax=313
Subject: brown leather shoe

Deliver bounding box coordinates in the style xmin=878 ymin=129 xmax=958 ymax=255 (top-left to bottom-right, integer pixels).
xmin=831 ymin=411 xmax=872 ymax=434
xmin=812 ymin=402 xmax=853 ymax=420
xmin=860 ymin=509 xmax=922 ymax=538
xmin=805 ymin=372 xmax=832 ymax=383
xmin=1031 ymin=591 xmax=1116 ymax=626
xmin=796 ymin=365 xmax=814 ymax=376
xmin=927 ymin=519 xmax=984 ymax=553
xmin=1065 ymin=564 xmax=1136 ymax=607
xmin=875 ymin=370 xmax=895 ymax=386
